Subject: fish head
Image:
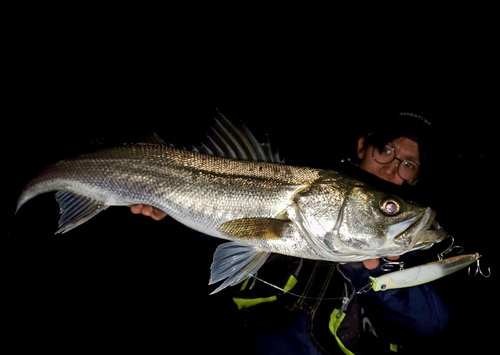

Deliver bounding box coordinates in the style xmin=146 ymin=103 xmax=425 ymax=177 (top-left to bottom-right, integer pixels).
xmin=294 ymin=171 xmax=447 ymax=261
xmin=335 ymin=184 xmax=448 ymax=258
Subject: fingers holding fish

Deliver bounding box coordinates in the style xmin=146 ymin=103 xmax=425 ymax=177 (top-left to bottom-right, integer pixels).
xmin=130 ymin=204 xmax=168 ymax=221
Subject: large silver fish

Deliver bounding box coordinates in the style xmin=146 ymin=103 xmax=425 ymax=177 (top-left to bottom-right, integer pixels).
xmin=15 ymin=112 xmax=447 ymax=293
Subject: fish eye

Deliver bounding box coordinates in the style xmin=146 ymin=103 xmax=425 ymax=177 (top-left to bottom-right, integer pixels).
xmin=379 ymin=197 xmax=401 ymax=215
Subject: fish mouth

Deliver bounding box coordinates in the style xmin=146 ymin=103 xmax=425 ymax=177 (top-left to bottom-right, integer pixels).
xmin=414 ymin=219 xmax=448 ymax=249
xmin=390 ymin=208 xmax=447 ymax=249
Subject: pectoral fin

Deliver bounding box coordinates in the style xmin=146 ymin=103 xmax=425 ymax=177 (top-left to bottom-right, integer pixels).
xmin=55 ymin=191 xmax=109 ymax=234
xmin=219 ymin=218 xmax=288 ymax=240
xmin=209 ymin=241 xmax=271 ymax=294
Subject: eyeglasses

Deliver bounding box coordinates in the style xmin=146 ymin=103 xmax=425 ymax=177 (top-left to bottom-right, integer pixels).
xmin=372 ymin=144 xmax=420 ymax=182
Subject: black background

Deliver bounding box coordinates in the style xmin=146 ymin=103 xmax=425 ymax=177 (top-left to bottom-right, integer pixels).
xmin=4 ymin=15 xmax=498 ymax=354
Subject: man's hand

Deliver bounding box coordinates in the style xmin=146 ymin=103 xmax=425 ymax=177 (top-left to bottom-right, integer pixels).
xmin=130 ymin=204 xmax=167 ymax=221
xmin=362 ymin=256 xmax=400 ymax=270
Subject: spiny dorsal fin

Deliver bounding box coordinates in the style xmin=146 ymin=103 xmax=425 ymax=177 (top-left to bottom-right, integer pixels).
xmin=193 ymin=110 xmax=285 ymax=163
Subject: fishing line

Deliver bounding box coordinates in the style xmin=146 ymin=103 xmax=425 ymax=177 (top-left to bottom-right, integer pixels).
xmin=249 ymin=274 xmax=345 ymax=301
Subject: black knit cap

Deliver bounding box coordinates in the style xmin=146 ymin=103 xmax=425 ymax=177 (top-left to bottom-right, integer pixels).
xmin=363 ymin=111 xmax=433 ymax=162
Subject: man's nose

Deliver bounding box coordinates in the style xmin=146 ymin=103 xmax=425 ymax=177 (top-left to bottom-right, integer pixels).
xmin=380 ymin=160 xmax=399 ymax=178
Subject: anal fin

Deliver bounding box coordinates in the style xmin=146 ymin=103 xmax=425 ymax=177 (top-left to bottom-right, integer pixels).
xmin=55 ymin=191 xmax=109 ymax=234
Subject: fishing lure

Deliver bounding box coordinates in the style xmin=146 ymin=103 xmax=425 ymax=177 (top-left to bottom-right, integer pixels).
xmin=370 ymin=253 xmax=481 ymax=291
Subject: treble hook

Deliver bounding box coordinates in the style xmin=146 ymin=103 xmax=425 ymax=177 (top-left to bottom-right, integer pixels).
xmin=380 ymin=258 xmax=405 ymax=271
xmin=437 ymin=235 xmax=464 ymax=261
xmin=468 ymin=257 xmax=491 ymax=278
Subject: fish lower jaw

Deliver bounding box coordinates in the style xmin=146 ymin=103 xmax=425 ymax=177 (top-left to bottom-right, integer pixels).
xmin=415 ymin=229 xmax=448 ymax=247
xmin=410 ymin=219 xmax=448 ymax=248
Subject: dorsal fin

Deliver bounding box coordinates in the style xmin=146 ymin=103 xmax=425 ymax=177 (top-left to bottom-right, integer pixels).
xmin=85 ymin=110 xmax=283 ymax=162
xmin=192 ymin=109 xmax=285 ymax=163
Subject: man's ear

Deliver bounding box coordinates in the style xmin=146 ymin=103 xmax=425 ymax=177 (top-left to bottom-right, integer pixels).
xmin=357 ymin=136 xmax=366 ymax=159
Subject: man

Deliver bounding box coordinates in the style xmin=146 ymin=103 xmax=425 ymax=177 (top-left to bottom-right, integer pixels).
xmin=131 ymin=111 xmax=450 ymax=354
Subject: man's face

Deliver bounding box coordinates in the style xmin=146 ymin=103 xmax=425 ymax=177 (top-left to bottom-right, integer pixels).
xmin=357 ymin=136 xmax=420 ymax=186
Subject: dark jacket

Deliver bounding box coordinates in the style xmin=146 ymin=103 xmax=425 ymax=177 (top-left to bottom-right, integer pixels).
xmin=231 ymin=250 xmax=451 ymax=355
